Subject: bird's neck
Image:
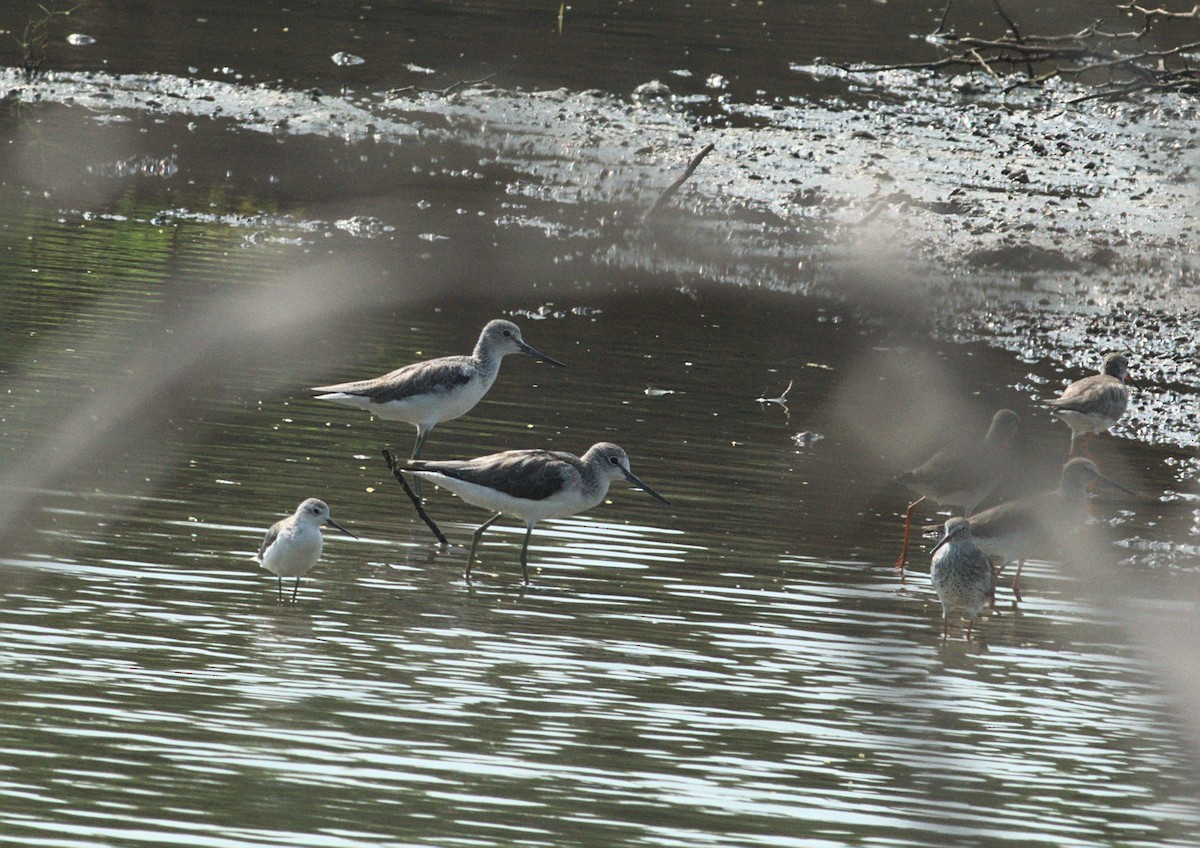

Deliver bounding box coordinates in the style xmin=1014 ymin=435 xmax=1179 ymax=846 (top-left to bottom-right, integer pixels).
xmin=581 ymin=460 xmax=613 ymax=503
xmin=472 ymin=344 xmax=504 ymax=378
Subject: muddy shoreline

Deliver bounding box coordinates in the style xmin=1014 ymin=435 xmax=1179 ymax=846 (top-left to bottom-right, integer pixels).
xmin=3 ymin=65 xmax=1196 ymax=451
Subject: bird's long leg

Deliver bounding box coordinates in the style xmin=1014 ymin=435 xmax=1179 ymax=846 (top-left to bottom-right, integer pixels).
xmin=519 ymin=525 xmax=535 ymax=585
xmin=1067 ymin=431 xmax=1079 ymax=460
xmin=466 ymin=513 xmax=504 ymax=581
xmin=276 ymin=576 xmax=283 ymax=603
xmin=291 ymin=578 xmax=301 ymax=604
xmin=941 ymin=608 xmax=949 ymax=640
xmin=894 ymin=496 xmax=926 ymax=582
xmin=1011 ymin=559 xmax=1026 ymax=605
xmin=988 ymin=556 xmax=1002 ymax=608
xmin=410 ymin=426 xmax=430 ymax=499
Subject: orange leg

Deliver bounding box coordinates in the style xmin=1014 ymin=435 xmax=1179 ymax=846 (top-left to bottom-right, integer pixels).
xmin=895 ymin=496 xmax=926 ymax=582
xmin=989 ymin=557 xmax=1004 ymax=608
xmin=1011 ymin=559 xmax=1025 ymax=605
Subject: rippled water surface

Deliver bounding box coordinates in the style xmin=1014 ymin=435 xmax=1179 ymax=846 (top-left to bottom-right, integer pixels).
xmin=2 ymin=241 xmax=1197 ymax=845
xmin=2 ymin=2 xmax=1199 ymax=846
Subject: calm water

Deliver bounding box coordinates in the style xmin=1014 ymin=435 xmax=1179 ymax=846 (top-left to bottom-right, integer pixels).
xmin=2 ymin=2 xmax=1199 ymax=846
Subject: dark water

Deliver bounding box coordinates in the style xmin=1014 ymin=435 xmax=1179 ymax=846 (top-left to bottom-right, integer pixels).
xmin=1 ymin=2 xmax=1199 ymax=847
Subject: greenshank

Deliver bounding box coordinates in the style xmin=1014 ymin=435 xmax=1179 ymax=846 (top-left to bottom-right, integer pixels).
xmin=404 ymin=442 xmax=669 ymax=584
xmin=313 ymin=319 xmax=565 ymax=460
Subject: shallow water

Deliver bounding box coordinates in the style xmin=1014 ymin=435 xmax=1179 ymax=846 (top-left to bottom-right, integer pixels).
xmin=2 ymin=2 xmax=1200 ymax=846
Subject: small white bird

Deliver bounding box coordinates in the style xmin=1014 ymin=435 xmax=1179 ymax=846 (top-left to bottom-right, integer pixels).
xmin=256 ymin=498 xmax=356 ymax=603
xmin=312 ymin=320 xmax=566 ymax=461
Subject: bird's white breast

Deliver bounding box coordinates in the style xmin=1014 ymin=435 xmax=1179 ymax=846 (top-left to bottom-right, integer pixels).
xmin=259 ymin=524 xmax=324 ymax=577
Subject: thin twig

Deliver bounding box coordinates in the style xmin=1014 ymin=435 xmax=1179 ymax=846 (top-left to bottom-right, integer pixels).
xmin=968 ymin=47 xmax=1002 ymax=80
xmin=934 ymin=0 xmax=953 ymax=36
xmin=838 ymin=3 xmax=1200 ymax=100
xmin=386 ymin=74 xmax=496 ymax=99
xmin=382 ymin=448 xmax=449 ymax=545
xmin=992 ymin=0 xmax=1035 ymax=77
xmin=643 ymin=142 xmax=716 ymax=223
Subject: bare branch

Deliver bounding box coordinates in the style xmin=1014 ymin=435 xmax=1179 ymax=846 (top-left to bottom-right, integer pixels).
xmin=839 ymin=4 xmax=1200 ymax=100
xmin=643 ymin=143 xmax=716 ymax=223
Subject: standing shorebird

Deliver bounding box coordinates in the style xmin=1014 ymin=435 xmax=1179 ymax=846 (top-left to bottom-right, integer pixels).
xmin=312 ymin=320 xmax=566 ymax=460
xmin=894 ymin=409 xmax=1019 ymax=581
xmin=256 ymin=498 xmax=357 ymax=603
xmin=968 ymin=457 xmax=1133 ymax=603
xmin=404 ymin=442 xmax=669 ymax=584
xmin=1046 ymin=352 xmax=1130 ymax=460
xmin=929 ymin=517 xmax=995 ymax=640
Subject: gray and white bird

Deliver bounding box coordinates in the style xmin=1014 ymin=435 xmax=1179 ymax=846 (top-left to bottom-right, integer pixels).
xmin=256 ymin=498 xmax=356 ymax=603
xmin=404 ymin=442 xmax=669 ymax=584
xmin=929 ymin=517 xmax=995 ymax=640
xmin=894 ymin=409 xmax=1019 ymax=580
xmin=968 ymin=457 xmax=1133 ymax=603
xmin=1046 ymin=352 xmax=1130 ymax=460
xmin=312 ymin=320 xmax=565 ymax=461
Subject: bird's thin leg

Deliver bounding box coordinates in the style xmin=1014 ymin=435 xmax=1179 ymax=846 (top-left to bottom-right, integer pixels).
xmin=894 ymin=496 xmax=926 ymax=581
xmin=411 ymin=427 xmax=429 ymax=499
xmin=276 ymin=576 xmax=283 ymax=603
xmin=1011 ymin=559 xmax=1025 ymax=604
xmin=941 ymin=609 xmax=949 ymax=640
xmin=519 ymin=525 xmax=534 ymax=585
xmin=466 ymin=513 xmax=504 ymax=581
xmin=291 ymin=578 xmax=300 ymax=604
xmin=966 ymin=618 xmax=974 ymax=641
xmin=411 ymin=426 xmax=429 ymax=460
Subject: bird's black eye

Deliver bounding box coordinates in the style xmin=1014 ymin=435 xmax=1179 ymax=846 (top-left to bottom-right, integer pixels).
xmin=502 ymin=329 xmax=512 ymax=337
xmin=609 ymin=455 xmax=619 ymax=465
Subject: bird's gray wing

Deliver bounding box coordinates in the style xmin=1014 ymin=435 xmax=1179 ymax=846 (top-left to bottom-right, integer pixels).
xmin=314 ymin=356 xmax=474 ymax=403
xmin=1047 ymin=375 xmax=1126 ymax=414
xmin=257 ymin=519 xmax=283 ymax=561
xmin=901 ymin=448 xmax=978 ymax=496
xmin=412 ymin=451 xmax=580 ymax=501
xmin=969 ymin=493 xmax=1050 ymax=545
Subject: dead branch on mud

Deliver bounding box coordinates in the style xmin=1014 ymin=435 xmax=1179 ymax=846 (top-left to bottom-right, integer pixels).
xmin=839 ymin=1 xmax=1200 ymax=100
xmin=385 ymin=74 xmax=497 ymax=100
xmin=643 ymin=143 xmax=716 ymax=223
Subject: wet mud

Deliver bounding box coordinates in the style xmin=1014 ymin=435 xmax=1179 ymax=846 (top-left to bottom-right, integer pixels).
xmin=4 ymin=60 xmax=1194 ymax=454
